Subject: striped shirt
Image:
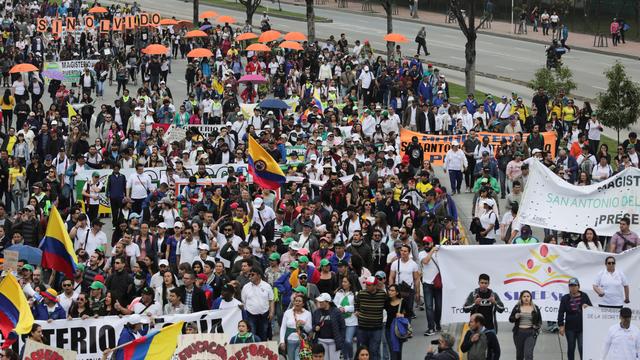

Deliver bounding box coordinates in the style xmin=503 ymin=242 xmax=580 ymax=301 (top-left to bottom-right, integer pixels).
xmin=355 ymin=289 xmax=387 ymax=329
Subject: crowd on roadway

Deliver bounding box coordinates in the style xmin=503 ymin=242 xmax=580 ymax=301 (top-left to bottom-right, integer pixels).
xmin=0 ymin=1 xmax=639 ymax=360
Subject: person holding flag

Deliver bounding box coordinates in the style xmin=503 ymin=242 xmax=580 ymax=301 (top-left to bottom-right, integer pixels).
xmin=39 ymin=206 xmax=79 ymax=280
xmin=248 ymin=135 xmax=286 ymax=190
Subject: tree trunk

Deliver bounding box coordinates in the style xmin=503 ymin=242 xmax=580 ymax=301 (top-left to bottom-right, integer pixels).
xmin=464 ymin=36 xmax=476 ymax=94
xmin=385 ymin=5 xmax=393 ymax=62
xmin=306 ymin=0 xmax=315 ymax=42
xmin=246 ymin=3 xmax=255 ymax=25
xmin=193 ymin=0 xmax=199 ymax=26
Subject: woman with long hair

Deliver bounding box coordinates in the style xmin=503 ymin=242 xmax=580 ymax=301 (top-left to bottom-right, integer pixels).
xmin=509 ymin=290 xmax=542 ymax=360
xmin=155 ymin=270 xmax=178 ymax=308
xmin=316 ymin=259 xmax=337 ymax=295
xmin=576 ymin=228 xmax=603 ymax=251
xmin=246 ymin=223 xmax=265 ymax=259
xmin=385 ymin=284 xmax=411 ymax=360
xmin=8 ymin=156 xmax=26 ymax=213
xmin=333 ymin=276 xmax=357 ymax=360
xmin=1 ymin=88 xmax=15 ymax=132
xmin=67 ymin=292 xmax=94 ymax=319
xmin=279 ymin=293 xmax=313 ymax=360
xmin=230 ymin=320 xmax=261 ymax=344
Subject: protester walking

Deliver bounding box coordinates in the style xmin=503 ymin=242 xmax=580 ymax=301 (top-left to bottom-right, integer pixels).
xmin=558 ymin=278 xmax=592 ymax=360
xmin=415 ymin=27 xmax=430 ymax=56
xmin=509 ymin=290 xmax=542 ymax=360
xmin=602 ymin=307 xmax=640 ymax=360
xmin=461 ymin=313 xmax=501 ymax=360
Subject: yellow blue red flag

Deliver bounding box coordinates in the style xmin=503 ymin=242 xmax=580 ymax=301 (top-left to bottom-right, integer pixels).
xmin=0 ymin=273 xmax=34 ymax=337
xmin=121 ymin=321 xmax=184 ymax=360
xmin=248 ymin=135 xmax=286 ymax=190
xmin=39 ymin=206 xmax=79 ymax=278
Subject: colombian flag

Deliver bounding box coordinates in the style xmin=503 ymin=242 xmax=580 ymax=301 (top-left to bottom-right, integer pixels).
xmin=67 ymin=102 xmax=77 ymax=118
xmin=39 ymin=207 xmax=79 ymax=278
xmin=121 ymin=321 xmax=184 ymax=360
xmin=0 ymin=273 xmax=34 ymax=338
xmin=248 ymin=135 xmax=286 ymax=190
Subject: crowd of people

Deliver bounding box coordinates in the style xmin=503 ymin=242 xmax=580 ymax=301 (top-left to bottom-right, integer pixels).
xmin=0 ymin=0 xmax=638 ymax=360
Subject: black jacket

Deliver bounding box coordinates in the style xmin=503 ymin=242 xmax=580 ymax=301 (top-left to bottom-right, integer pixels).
xmin=425 ymin=348 xmax=460 ymax=360
xmin=179 ymin=285 xmax=208 ymax=312
xmin=460 ymin=328 xmax=501 ymax=360
xmin=557 ymin=291 xmax=592 ymax=331
xmin=312 ymin=306 xmax=346 ymax=350
xmin=508 ymin=304 xmax=542 ymax=333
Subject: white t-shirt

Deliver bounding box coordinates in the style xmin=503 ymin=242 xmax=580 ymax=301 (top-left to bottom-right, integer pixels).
xmin=594 ymin=269 xmax=629 ymax=306
xmin=603 ymin=323 xmax=640 ymax=360
xmin=390 ymin=258 xmax=419 ymax=287
xmin=126 ymin=173 xmax=152 ymax=200
xmin=418 ymin=250 xmax=439 ymax=285
xmin=479 ymin=211 xmax=498 ymax=240
xmin=177 ymin=239 xmax=199 ymax=264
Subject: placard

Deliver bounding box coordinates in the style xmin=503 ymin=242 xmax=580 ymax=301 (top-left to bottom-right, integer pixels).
xmin=23 ymin=339 xmax=77 ymax=360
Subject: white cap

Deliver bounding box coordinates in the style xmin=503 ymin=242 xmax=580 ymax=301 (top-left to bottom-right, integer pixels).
xmin=174 ymin=222 xmax=184 ymax=228
xmin=451 ymin=140 xmax=460 ymax=146
xmin=289 ymin=241 xmax=301 ymax=251
xmin=532 ymin=148 xmax=542 ymax=155
xmin=237 ymin=111 xmax=243 ymax=116
xmin=267 ymin=110 xmax=274 ymax=115
xmin=407 ymin=96 xmax=415 ymax=102
xmin=198 ymin=243 xmax=209 ymax=251
xmin=226 ymin=121 xmax=233 ymax=126
xmin=482 ymin=198 xmax=496 ymax=207
xmin=158 ymin=222 xmax=167 ymax=229
xmin=385 ymin=145 xmax=395 ymax=152
xmin=309 ymin=154 xmax=318 ymax=161
xmin=51 ymin=120 xmax=58 ymax=125
xmin=253 ymin=198 xmax=264 ymax=207
xmin=158 ymin=259 xmax=169 ymax=266
xmin=264 ymin=125 xmax=271 ymax=129
xmin=316 ymin=293 xmax=332 ymax=302
xmin=127 ymin=314 xmax=149 ymax=325
xmin=364 ymin=65 xmax=369 ymax=71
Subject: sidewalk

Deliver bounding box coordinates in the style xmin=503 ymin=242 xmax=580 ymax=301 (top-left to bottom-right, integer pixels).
xmin=280 ymin=0 xmax=640 ymax=59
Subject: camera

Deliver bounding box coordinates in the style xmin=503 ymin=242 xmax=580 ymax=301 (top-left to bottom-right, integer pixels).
xmin=430 ymin=339 xmax=439 ymax=345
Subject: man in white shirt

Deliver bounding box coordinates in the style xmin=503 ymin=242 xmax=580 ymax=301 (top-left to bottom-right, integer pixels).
xmin=602 ymin=307 xmax=640 ymax=360
xmin=126 ymin=163 xmax=152 ymax=213
xmin=389 ymin=244 xmax=421 ymax=312
xmin=241 ymin=268 xmax=274 ymax=341
xmin=443 ymin=140 xmax=468 ymax=194
xmin=84 ymin=220 xmax=108 ymax=256
xmin=306 ymin=154 xmax=322 ymax=181
xmin=457 ymin=106 xmax=474 ymax=132
xmin=494 ymin=96 xmax=512 ymax=122
xmin=176 ymin=228 xmax=199 ymax=266
xmin=251 ymin=197 xmax=275 ymax=230
xmin=419 ymin=238 xmax=440 ymax=335
xmin=358 ymin=65 xmax=375 ymax=104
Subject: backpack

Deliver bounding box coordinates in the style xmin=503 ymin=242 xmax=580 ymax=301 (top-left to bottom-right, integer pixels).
xmin=466 ymin=328 xmax=495 ymax=360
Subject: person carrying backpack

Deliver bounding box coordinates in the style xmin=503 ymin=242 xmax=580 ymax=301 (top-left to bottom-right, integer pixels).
xmin=461 ymin=313 xmax=501 ymax=360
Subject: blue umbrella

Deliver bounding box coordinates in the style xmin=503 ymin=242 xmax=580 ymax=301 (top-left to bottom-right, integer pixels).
xmin=200 ymin=24 xmax=213 ymax=31
xmin=6 ymin=244 xmax=42 ymax=265
xmin=259 ymin=98 xmax=289 ymax=110
xmin=42 ymin=70 xmax=64 ymax=81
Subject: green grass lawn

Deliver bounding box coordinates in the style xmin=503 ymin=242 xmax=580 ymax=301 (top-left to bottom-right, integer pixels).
xmin=448 ymin=82 xmax=487 ymax=103
xmin=201 ymin=0 xmax=330 ymax=22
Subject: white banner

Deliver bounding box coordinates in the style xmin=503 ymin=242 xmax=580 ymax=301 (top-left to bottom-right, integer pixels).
xmin=1 ymin=309 xmax=242 ymax=360
xmin=583 ymin=306 xmax=640 ymax=360
xmin=519 ymin=160 xmax=640 ymax=236
xmin=76 ymin=164 xmax=249 ymax=185
xmin=438 ymin=244 xmax=640 ymax=323
xmin=174 ymin=334 xmax=279 ymax=360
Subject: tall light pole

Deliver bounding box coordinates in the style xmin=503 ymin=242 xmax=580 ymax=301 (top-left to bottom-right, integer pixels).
xmin=510 ymin=0 xmax=514 ymax=31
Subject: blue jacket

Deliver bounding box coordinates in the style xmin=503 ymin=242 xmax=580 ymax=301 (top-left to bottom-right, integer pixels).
xmin=275 ymin=271 xmax=294 ymax=308
xmin=464 ymin=99 xmax=479 ymax=113
xmin=32 ymin=302 xmax=66 ymax=321
xmin=418 ymin=81 xmax=432 ymax=104
xmin=107 ymin=172 xmax=127 ymax=199
xmin=329 ymin=252 xmax=352 ymax=273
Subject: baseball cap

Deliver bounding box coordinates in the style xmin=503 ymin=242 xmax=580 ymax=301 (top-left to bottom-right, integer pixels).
xmin=293 ymin=285 xmax=307 ymax=296
xmin=141 ymin=287 xmax=154 ymax=295
xmin=281 ymin=226 xmax=292 ymax=233
xmin=127 ymin=314 xmax=149 ymax=325
xmin=22 ymin=264 xmax=34 ymax=272
xmin=289 ymin=261 xmax=299 ymax=269
xmin=253 ymin=198 xmax=264 ymax=207
xmin=174 ymin=222 xmax=183 ymax=228
xmin=269 ymin=253 xmax=281 ymax=261
xmin=319 ymin=259 xmax=330 ymax=267
xmin=198 ymin=243 xmax=209 ymax=251
xmin=374 ymin=271 xmax=387 ymax=280
xmin=297 ymin=272 xmax=308 ymax=279
xmin=90 ymin=281 xmax=106 ymax=290
xmin=337 ymin=260 xmax=348 ymax=267
xmin=158 ymin=259 xmax=169 ymax=267
xmin=316 ymin=293 xmax=332 ymax=302
xmin=298 ymin=255 xmax=309 ymax=263
xmin=568 ymin=278 xmax=580 ymax=286
xmin=364 ymin=276 xmax=378 ymax=286
xmin=482 ymin=198 xmax=496 ymax=208
xmin=289 ymin=241 xmax=301 ymax=251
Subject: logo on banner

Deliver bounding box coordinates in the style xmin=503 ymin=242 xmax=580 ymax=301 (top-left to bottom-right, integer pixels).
xmin=503 ymin=245 xmax=571 ymax=287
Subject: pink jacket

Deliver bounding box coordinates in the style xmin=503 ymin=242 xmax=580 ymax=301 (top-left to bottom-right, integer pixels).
xmin=611 ymin=22 xmax=620 ymax=34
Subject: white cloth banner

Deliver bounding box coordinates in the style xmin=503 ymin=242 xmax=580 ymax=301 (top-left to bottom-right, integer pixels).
xmin=583 ymin=306 xmax=640 ymax=360
xmin=438 ymin=244 xmax=640 ymax=323
xmin=519 ymin=160 xmax=640 ymax=236
xmin=1 ymin=309 xmax=242 ymax=360
xmin=76 ymin=164 xmax=249 ymax=185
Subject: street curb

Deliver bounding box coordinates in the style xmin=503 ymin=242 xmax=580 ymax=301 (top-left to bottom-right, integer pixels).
xmin=201 ymin=0 xmax=334 ymax=23
xmin=286 ymin=1 xmax=639 ymax=60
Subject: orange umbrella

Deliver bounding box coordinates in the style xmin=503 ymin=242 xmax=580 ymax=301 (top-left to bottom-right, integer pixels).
xmin=88 ymin=6 xmax=108 ymax=14
xmin=284 ymin=32 xmax=307 ymax=41
xmin=187 ymin=48 xmax=214 ymax=58
xmin=185 ymin=30 xmax=208 ymax=38
xmin=142 ymin=44 xmax=168 ymax=55
xmin=236 ymin=32 xmax=258 ymax=41
xmin=278 ymin=41 xmax=304 ymax=51
xmin=246 ymin=43 xmax=271 ymax=52
xmin=199 ymin=10 xmax=219 ymax=19
xmin=258 ymin=30 xmax=281 ymax=43
xmin=9 ymin=63 xmax=38 ymax=73
xmin=159 ymin=19 xmax=179 ymax=26
xmin=217 ymin=15 xmax=236 ymax=24
xmin=384 ymin=33 xmax=409 ymax=43
xmin=177 ymin=20 xmax=193 ymax=27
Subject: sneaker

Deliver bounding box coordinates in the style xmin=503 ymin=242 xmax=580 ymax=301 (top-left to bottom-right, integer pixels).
xmin=424 ymin=329 xmax=436 ymax=336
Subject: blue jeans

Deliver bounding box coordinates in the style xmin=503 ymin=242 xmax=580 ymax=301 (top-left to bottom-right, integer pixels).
xmin=286 ymin=339 xmax=300 ymax=360
xmin=423 ymin=283 xmax=442 ymax=331
xmin=357 ymin=328 xmax=383 ymax=360
xmin=448 ymin=169 xmax=463 ymax=193
xmin=245 ymin=311 xmax=269 ymax=341
xmin=565 ymin=330 xmax=583 ymax=360
xmin=343 ymin=326 xmax=357 ymax=360
xmin=96 ymin=80 xmax=105 ymax=96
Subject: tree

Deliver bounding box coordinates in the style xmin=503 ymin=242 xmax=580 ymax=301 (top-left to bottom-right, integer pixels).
xmin=596 ymin=61 xmax=640 ymax=144
xmin=380 ymin=0 xmax=394 ymax=61
xmin=528 ymin=65 xmax=576 ymax=99
xmin=240 ymin=0 xmax=261 ymax=25
xmin=193 ymin=0 xmax=199 ymax=27
xmin=449 ymin=0 xmax=488 ymax=94
xmin=306 ymin=0 xmax=315 ymax=43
